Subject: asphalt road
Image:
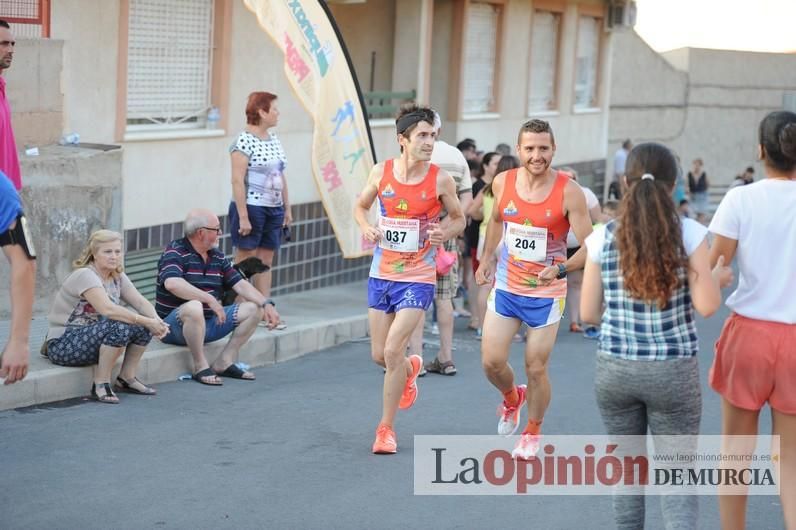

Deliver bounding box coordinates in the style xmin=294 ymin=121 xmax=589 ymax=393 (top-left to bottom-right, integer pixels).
xmin=0 ymin=302 xmax=785 ymax=529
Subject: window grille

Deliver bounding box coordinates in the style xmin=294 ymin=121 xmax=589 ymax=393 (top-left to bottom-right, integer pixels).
xmin=462 ymin=3 xmax=499 ymax=114
xmin=574 ymin=15 xmax=601 ymax=109
xmin=126 ymin=0 xmax=214 ymax=130
xmin=528 ymin=10 xmax=561 ymax=113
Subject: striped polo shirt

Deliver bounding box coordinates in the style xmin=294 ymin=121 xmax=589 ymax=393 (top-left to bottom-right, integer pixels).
xmin=155 ymin=238 xmax=243 ymax=318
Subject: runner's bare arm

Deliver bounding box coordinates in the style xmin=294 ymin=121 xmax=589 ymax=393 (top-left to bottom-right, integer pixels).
xmin=562 ymin=179 xmax=593 ymax=272
xmin=354 ymin=163 xmax=384 ymax=242
xmin=537 ymin=179 xmax=592 ymax=283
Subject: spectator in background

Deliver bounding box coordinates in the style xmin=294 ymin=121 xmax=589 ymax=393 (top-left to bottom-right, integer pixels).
xmin=687 ymin=158 xmax=710 ymax=223
xmin=229 ymin=92 xmax=292 ymax=308
xmin=44 ymin=230 xmax=169 ymax=403
xmin=560 ymin=167 xmax=604 ymax=333
xmin=672 ymin=153 xmax=688 ymax=206
xmin=495 ymin=143 xmax=512 ymax=156
xmin=422 ymin=113 xmax=472 ymax=376
xmin=156 ymin=209 xmax=280 ymax=386
xmin=0 ymin=171 xmax=34 ymax=384
xmin=583 ymin=199 xmax=620 ymax=340
xmin=708 ymin=111 xmax=796 ymax=529
xmin=610 ymin=139 xmax=632 ymax=201
xmin=457 ymin=139 xmax=478 ymax=162
xmin=469 ymin=155 xmax=521 ymax=341
xmin=0 ymin=20 xmax=21 ymax=190
xmin=730 ymin=166 xmax=755 ymax=188
xmin=465 ymin=152 xmax=499 ymax=331
xmin=678 ymin=199 xmax=692 ymax=219
xmin=602 ymin=200 xmax=619 ymax=220
xmin=581 ymin=142 xmax=730 ymax=529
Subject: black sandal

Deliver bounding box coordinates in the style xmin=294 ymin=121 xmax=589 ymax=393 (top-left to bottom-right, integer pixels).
xmin=115 ymin=376 xmax=157 ymax=395
xmin=192 ymin=367 xmax=223 ymax=386
xmin=90 ymin=382 xmax=119 ymax=404
xmin=215 ymin=364 xmax=255 ymax=380
xmin=425 ymin=358 xmax=457 ymax=376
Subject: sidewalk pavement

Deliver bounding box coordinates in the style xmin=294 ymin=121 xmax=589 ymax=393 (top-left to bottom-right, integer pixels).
xmin=0 ymin=282 xmax=369 ymax=411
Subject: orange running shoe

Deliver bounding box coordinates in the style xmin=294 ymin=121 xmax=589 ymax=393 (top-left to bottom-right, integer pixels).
xmin=399 ymin=355 xmax=423 ymax=410
xmin=372 ymin=424 xmax=397 ymax=454
xmin=511 ymin=433 xmax=541 ymax=460
xmin=497 ymin=384 xmax=527 ymax=436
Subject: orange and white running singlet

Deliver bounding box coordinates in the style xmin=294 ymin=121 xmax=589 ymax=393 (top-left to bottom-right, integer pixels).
xmin=369 ymin=159 xmax=442 ymax=285
xmin=494 ymin=169 xmax=570 ymax=298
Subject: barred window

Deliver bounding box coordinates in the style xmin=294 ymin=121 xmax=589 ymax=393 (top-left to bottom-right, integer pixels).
xmin=126 ymin=0 xmax=214 ymax=131
xmin=462 ymin=2 xmax=501 ymax=114
xmin=528 ymin=10 xmax=561 ymax=113
xmin=574 ymin=15 xmax=602 ymax=109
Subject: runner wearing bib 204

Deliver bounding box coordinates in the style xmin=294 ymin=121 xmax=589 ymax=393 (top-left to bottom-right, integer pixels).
xmin=475 ymin=119 xmax=593 ymax=461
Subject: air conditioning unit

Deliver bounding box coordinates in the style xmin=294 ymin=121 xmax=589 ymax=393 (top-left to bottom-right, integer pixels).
xmin=606 ymin=0 xmax=637 ymax=30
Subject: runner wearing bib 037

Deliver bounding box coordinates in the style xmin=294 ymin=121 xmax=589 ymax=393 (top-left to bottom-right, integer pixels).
xmin=369 ymin=158 xmax=441 ymax=286
xmin=491 ymin=169 xmax=570 ymax=323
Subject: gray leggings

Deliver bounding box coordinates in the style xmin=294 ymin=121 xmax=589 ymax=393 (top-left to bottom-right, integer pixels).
xmin=594 ymin=354 xmax=701 ymax=530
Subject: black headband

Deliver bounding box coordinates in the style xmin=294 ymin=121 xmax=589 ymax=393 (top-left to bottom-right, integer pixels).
xmin=396 ymin=111 xmax=431 ymax=135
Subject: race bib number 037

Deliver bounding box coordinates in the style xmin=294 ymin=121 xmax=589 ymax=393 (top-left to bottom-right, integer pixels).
xmin=379 ymin=216 xmax=420 ymax=253
xmin=505 ymin=223 xmax=547 ymax=263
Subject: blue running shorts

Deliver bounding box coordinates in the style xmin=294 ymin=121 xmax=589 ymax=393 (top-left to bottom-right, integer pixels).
xmin=368 ymin=278 xmax=434 ymax=314
xmin=487 ymin=288 xmax=565 ymax=328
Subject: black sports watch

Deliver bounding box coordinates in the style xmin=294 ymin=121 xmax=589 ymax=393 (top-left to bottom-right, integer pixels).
xmin=261 ymin=298 xmax=276 ymax=308
xmin=556 ymin=263 xmax=567 ymax=279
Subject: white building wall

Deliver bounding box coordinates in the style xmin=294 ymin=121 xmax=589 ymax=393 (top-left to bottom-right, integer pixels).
xmin=447 ymin=1 xmax=612 ymax=168
xmin=46 ymin=0 xmax=616 ymax=231
xmin=50 ymin=0 xmax=121 ymax=143
xmin=50 ymin=0 xmax=321 ymax=230
xmin=122 ymin=1 xmax=318 ymax=229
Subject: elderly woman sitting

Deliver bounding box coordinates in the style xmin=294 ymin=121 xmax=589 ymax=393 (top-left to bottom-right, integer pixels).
xmin=44 ymin=230 xmax=169 ymax=403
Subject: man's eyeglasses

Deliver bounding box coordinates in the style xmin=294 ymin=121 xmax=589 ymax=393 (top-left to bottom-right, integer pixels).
xmin=201 ymin=226 xmax=222 ymax=234
xmin=0 ymin=41 xmax=15 ymax=47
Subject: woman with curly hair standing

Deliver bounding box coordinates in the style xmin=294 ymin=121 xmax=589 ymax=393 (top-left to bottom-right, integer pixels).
xmin=581 ymin=142 xmax=731 ymax=529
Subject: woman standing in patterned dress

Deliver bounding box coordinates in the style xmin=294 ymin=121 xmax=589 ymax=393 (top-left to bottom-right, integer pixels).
xmin=229 ymin=92 xmax=292 ymax=302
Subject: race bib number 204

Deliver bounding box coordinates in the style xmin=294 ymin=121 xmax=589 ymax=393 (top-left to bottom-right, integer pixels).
xmin=379 ymin=216 xmax=420 ymax=253
xmin=505 ymin=223 xmax=547 ymax=262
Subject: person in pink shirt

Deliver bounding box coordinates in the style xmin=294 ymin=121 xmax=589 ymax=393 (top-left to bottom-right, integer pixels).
xmin=0 ymin=20 xmax=21 ymax=190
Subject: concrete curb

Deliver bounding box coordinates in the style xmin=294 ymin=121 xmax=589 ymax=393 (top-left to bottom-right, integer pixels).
xmin=0 ymin=314 xmax=369 ymax=411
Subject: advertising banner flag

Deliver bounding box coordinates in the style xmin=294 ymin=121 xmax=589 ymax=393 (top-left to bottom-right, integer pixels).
xmin=244 ymin=0 xmax=378 ymax=258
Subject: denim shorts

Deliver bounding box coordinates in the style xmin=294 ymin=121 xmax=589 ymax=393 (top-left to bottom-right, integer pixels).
xmin=160 ymin=304 xmax=240 ymax=345
xmin=229 ymin=202 xmax=284 ymax=251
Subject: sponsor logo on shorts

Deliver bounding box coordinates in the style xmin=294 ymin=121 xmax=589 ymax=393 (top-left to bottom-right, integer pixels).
xmin=400 ymin=287 xmax=424 ymax=308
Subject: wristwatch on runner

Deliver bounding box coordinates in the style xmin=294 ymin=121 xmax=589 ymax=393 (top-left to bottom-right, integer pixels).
xmin=557 ymin=263 xmax=567 ymax=279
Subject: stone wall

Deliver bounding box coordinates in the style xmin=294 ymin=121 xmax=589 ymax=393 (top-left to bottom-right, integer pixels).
xmin=0 ymin=146 xmax=124 ymax=317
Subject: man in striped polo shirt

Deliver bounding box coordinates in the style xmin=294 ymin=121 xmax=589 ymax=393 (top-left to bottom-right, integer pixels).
xmin=156 ymin=209 xmax=280 ymax=385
